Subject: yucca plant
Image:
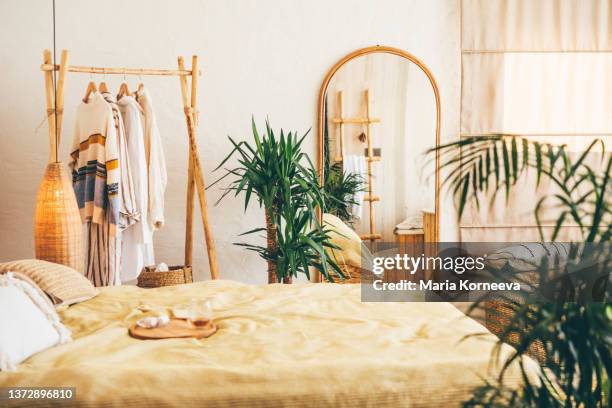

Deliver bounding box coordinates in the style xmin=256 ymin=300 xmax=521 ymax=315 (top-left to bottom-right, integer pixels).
xmin=323 ymin=163 xmax=365 ymax=224
xmin=429 ymin=135 xmax=611 ymax=407
xmin=212 ymin=118 xmax=343 ymax=283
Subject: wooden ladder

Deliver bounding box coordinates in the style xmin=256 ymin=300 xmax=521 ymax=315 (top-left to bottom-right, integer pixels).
xmin=333 ymin=89 xmax=382 ymax=241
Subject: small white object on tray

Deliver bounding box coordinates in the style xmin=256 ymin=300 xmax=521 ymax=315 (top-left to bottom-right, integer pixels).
xmin=136 ymin=315 xmax=170 ymax=329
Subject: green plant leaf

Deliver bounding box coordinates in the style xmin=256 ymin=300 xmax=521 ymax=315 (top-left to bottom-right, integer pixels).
xmin=212 ymin=118 xmax=343 ymax=282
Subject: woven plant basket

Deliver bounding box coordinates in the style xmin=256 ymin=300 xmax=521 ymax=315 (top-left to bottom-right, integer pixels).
xmin=484 ymin=271 xmax=547 ymax=363
xmin=34 ymin=162 xmax=84 ymax=273
xmin=137 ymin=265 xmax=193 ymax=288
xmin=485 ymin=298 xmax=547 ymax=364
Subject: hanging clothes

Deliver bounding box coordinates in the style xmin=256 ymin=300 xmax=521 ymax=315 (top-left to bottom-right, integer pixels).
xmin=86 ymin=209 xmax=117 ymax=286
xmin=69 ymin=92 xmax=120 ymax=286
xmin=102 ymin=92 xmax=139 ymax=230
xmin=117 ymin=95 xmax=154 ymax=282
xmin=136 ymin=86 xmax=167 ymax=230
xmin=102 ymin=91 xmax=139 ymax=285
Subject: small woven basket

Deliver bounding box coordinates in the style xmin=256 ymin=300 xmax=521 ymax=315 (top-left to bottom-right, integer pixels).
xmin=137 ymin=265 xmax=193 ymax=288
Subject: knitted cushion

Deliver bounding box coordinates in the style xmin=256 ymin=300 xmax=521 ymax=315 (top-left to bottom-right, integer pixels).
xmin=0 ymin=259 xmax=98 ymax=307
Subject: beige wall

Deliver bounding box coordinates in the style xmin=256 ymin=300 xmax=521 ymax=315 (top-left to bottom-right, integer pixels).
xmin=0 ymin=0 xmax=460 ymax=283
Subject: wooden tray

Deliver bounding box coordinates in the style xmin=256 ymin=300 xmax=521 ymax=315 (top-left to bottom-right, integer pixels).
xmin=129 ymin=318 xmax=217 ymax=340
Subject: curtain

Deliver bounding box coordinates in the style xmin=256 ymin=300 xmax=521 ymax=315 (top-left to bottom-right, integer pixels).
xmin=460 ymin=0 xmax=612 ymax=241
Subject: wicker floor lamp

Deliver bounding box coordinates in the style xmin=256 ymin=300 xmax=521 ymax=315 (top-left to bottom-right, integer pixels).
xmin=34 ymin=6 xmax=83 ymax=272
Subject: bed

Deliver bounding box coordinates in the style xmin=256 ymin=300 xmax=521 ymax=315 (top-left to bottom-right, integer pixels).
xmin=0 ymin=280 xmax=533 ymax=407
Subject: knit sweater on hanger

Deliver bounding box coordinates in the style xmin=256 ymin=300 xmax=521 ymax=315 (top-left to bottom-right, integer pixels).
xmin=69 ymin=92 xmax=120 ymax=235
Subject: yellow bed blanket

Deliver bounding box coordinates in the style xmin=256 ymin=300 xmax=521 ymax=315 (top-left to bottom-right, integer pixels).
xmin=0 ymin=280 xmax=533 ymax=407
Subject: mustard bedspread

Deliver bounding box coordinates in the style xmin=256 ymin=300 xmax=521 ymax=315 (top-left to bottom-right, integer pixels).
xmin=0 ymin=280 xmax=531 ymax=407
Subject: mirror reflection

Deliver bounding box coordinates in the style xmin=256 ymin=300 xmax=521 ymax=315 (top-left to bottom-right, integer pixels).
xmin=321 ymin=52 xmax=437 ymax=250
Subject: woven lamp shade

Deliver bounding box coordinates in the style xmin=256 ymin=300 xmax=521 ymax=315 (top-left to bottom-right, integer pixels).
xmin=34 ymin=162 xmax=84 ymax=273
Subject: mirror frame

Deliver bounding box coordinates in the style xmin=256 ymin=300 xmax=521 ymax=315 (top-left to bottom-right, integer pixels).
xmin=316 ymin=45 xmax=441 ymax=278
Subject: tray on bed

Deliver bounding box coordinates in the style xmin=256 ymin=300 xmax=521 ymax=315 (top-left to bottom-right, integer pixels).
xmin=129 ymin=318 xmax=216 ymax=340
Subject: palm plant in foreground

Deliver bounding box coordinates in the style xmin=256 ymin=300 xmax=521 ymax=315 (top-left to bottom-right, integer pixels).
xmin=212 ymin=118 xmax=343 ymax=283
xmin=429 ymin=135 xmax=611 ymax=407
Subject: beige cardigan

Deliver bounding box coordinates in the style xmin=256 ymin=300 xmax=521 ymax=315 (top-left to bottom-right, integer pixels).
xmin=136 ymin=86 xmax=167 ymax=230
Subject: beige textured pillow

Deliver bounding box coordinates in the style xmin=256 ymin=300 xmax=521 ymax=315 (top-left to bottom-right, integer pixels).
xmin=323 ymin=213 xmax=373 ymax=269
xmin=0 ymin=259 xmax=98 ymax=307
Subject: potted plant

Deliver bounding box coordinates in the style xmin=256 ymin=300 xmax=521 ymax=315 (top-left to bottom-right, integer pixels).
xmin=430 ymin=135 xmax=611 ymax=407
xmin=213 ymin=118 xmax=344 ymax=284
xmin=323 ymin=163 xmax=365 ymax=225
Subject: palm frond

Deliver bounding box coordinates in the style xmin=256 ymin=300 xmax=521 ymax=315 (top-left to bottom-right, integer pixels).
xmin=428 ymin=134 xmax=610 ymax=242
xmin=431 ymin=135 xmax=611 ymax=407
xmin=322 ymin=164 xmax=366 ymax=224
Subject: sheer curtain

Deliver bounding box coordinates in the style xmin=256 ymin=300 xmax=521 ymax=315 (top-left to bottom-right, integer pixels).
xmin=460 ymin=0 xmax=612 ymax=241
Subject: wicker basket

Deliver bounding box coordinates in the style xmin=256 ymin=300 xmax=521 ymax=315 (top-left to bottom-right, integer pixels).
xmin=137 ymin=265 xmax=193 ymax=288
xmin=484 ymin=271 xmax=547 ymax=363
xmin=485 ymin=298 xmax=547 ymax=364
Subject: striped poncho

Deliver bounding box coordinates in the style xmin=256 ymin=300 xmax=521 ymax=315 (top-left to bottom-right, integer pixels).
xmin=69 ymin=92 xmax=120 ymax=236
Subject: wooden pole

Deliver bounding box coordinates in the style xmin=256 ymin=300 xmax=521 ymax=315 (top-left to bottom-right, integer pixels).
xmin=41 ymin=63 xmax=194 ymax=77
xmin=190 ymin=56 xmax=199 ymax=127
xmin=178 ymin=56 xmax=219 ymax=279
xmin=365 ymin=89 xmax=376 ymax=240
xmin=43 ymin=50 xmax=57 ymax=163
xmin=179 ymin=58 xmax=196 ymax=268
xmin=55 ymin=50 xmax=69 ymax=149
xmin=184 ymin=154 xmax=195 ymax=267
xmin=337 ymin=91 xmax=344 ymax=161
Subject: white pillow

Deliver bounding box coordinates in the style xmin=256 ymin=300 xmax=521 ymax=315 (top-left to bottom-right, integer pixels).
xmin=0 ymin=272 xmax=71 ymax=371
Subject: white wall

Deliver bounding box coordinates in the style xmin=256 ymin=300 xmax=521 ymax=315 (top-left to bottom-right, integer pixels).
xmin=0 ymin=0 xmax=460 ymax=283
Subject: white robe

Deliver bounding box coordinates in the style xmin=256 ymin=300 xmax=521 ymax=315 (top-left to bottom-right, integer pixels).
xmin=136 ymin=86 xmax=167 ymax=230
xmin=117 ymin=95 xmax=154 ymax=282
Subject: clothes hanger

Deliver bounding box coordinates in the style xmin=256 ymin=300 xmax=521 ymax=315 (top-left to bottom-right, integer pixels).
xmin=82 ymin=70 xmax=98 ymax=103
xmin=117 ymin=82 xmax=131 ymax=99
xmin=136 ymin=71 xmax=145 ymax=95
xmin=99 ymin=68 xmax=109 ymax=93
xmin=117 ymin=69 xmax=131 ymax=100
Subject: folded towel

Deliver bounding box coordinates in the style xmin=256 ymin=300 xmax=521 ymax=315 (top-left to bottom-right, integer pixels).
xmin=395 ymin=212 xmax=424 ymax=231
xmin=395 ymin=210 xmax=426 ymax=232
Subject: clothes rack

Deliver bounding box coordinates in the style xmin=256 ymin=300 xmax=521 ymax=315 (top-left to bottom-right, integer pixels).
xmin=41 ymin=49 xmax=219 ymax=280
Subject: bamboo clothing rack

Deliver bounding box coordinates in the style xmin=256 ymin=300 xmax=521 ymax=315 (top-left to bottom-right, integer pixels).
xmin=41 ymin=49 xmax=219 ymax=280
xmin=333 ymin=89 xmax=382 ymax=242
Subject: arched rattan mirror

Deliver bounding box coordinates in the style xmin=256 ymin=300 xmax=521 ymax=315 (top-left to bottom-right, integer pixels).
xmin=316 ymin=45 xmax=441 ymax=282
